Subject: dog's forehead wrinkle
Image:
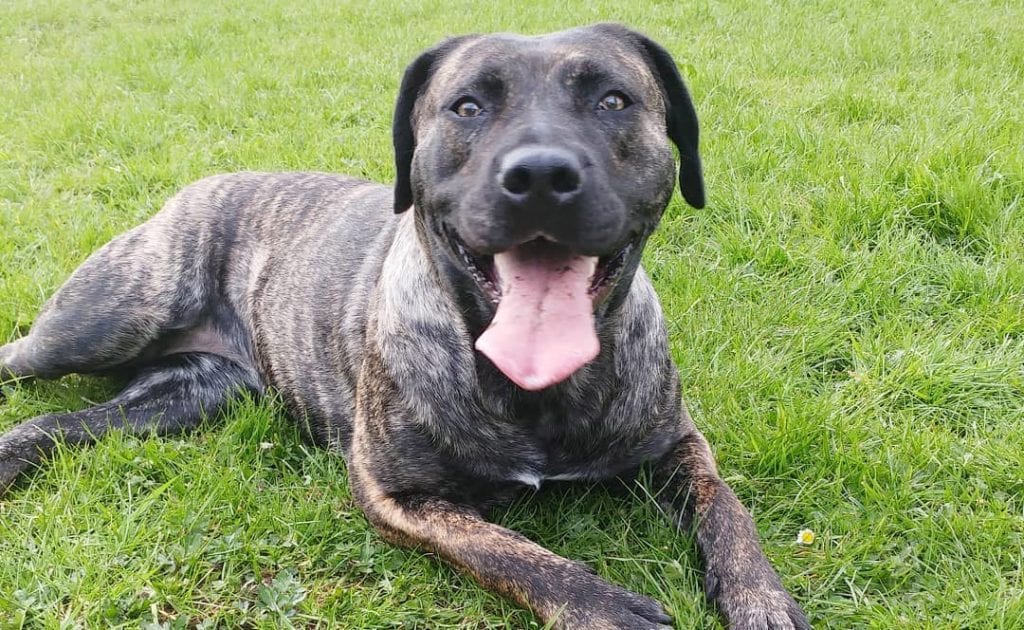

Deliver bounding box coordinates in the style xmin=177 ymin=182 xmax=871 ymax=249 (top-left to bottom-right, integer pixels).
xmin=436 ymin=32 xmax=635 ymax=81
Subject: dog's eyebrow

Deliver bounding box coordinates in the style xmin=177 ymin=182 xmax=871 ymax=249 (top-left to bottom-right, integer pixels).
xmin=476 ymin=68 xmax=506 ymax=93
xmin=558 ymin=59 xmax=622 ymax=89
xmin=448 ymin=66 xmax=506 ymax=100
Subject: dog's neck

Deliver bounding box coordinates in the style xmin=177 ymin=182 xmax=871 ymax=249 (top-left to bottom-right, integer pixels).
xmin=371 ymin=210 xmax=674 ymax=478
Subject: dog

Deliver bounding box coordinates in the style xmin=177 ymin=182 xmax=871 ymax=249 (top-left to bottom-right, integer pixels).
xmin=0 ymin=24 xmax=809 ymax=629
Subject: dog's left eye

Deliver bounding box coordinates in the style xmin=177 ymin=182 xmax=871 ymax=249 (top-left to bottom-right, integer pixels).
xmin=452 ymin=97 xmax=484 ymax=118
xmin=597 ymin=91 xmax=631 ymax=111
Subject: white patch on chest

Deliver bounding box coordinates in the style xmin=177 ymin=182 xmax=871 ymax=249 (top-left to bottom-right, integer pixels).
xmin=545 ymin=472 xmax=590 ymax=481
xmin=512 ymin=472 xmax=543 ymax=489
xmin=512 ymin=470 xmax=591 ymax=489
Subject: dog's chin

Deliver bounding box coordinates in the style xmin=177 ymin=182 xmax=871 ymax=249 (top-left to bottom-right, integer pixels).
xmin=442 ymin=224 xmax=634 ymax=308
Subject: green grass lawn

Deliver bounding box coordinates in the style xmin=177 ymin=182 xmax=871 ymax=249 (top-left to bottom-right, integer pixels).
xmin=2 ymin=0 xmax=1023 ymax=627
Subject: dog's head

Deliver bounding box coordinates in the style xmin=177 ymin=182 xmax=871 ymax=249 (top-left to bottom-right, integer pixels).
xmin=391 ymin=24 xmax=704 ymax=391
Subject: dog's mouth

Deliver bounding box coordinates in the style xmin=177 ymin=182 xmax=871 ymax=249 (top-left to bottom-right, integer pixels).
xmin=446 ymin=228 xmax=633 ymax=305
xmin=445 ymin=226 xmax=635 ymax=391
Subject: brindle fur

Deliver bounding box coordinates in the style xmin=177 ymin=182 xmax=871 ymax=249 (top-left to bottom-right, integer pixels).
xmin=0 ymin=24 xmax=809 ymax=629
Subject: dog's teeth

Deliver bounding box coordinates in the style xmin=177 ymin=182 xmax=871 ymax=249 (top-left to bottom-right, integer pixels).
xmin=449 ymin=235 xmax=500 ymax=302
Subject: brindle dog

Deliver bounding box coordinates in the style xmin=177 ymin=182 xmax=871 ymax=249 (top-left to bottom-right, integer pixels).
xmin=0 ymin=24 xmax=809 ymax=629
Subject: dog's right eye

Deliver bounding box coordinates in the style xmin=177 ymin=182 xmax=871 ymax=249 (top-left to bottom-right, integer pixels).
xmin=451 ymin=97 xmax=484 ymax=118
xmin=597 ymin=91 xmax=632 ymax=111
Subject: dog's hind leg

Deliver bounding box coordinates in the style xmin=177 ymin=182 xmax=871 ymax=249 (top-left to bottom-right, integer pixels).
xmin=0 ymin=192 xmax=227 ymax=384
xmin=0 ymin=352 xmax=260 ymax=495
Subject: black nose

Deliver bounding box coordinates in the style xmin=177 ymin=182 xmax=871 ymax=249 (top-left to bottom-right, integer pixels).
xmin=498 ymin=146 xmax=583 ymax=205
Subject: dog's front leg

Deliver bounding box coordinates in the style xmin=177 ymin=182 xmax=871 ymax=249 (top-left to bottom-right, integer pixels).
xmin=652 ymin=424 xmax=811 ymax=630
xmin=348 ymin=442 xmax=672 ymax=628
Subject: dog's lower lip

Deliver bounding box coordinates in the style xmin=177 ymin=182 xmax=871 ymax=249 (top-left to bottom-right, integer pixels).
xmin=448 ymin=230 xmax=500 ymax=302
xmin=589 ymin=241 xmax=633 ymax=298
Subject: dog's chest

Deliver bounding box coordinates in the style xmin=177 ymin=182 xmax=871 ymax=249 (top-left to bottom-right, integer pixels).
xmin=486 ymin=406 xmax=653 ymax=488
xmin=509 ymin=470 xmax=590 ymax=489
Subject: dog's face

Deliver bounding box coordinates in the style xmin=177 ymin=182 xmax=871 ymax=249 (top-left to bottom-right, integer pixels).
xmin=391 ymin=24 xmax=705 ymax=390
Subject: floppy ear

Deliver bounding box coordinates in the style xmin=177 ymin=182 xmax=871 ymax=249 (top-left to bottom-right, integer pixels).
xmin=392 ymin=37 xmax=470 ymax=214
xmin=595 ymin=24 xmax=705 ymax=209
xmin=638 ymin=35 xmax=705 ymax=209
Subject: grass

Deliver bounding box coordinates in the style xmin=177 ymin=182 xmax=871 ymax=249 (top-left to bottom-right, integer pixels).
xmin=1 ymin=0 xmax=1023 ymax=627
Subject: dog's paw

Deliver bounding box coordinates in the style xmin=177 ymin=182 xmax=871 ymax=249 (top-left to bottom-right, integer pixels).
xmin=551 ymin=576 xmax=674 ymax=630
xmin=0 ymin=343 xmax=19 ymax=387
xmin=0 ymin=343 xmax=33 ymax=396
xmin=0 ymin=343 xmax=10 ymax=380
xmin=715 ymin=584 xmax=810 ymax=630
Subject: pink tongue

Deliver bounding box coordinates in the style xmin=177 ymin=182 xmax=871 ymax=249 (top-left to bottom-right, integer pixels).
xmin=475 ymin=241 xmax=599 ymax=391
